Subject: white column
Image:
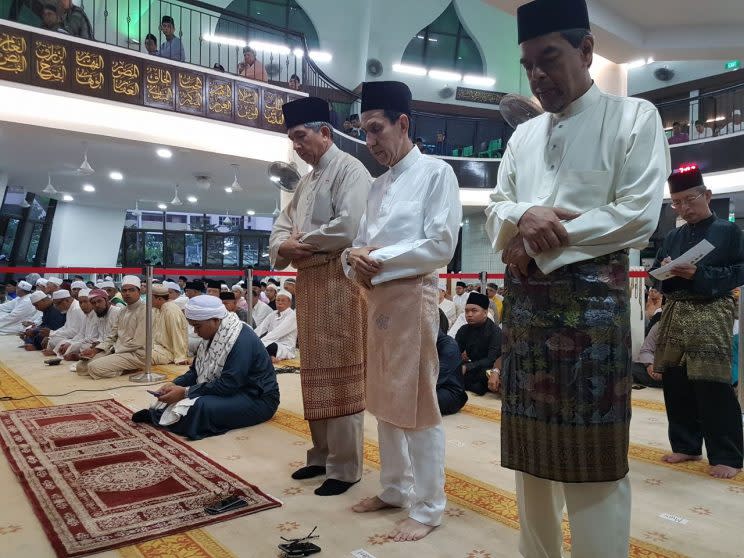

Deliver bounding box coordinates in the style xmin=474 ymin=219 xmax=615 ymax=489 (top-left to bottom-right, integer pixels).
xmin=46 ymin=204 xmax=126 ymax=267
xmin=689 ymin=89 xmax=700 ymax=139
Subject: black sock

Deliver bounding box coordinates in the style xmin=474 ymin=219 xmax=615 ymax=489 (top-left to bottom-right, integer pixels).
xmin=291 ymin=465 xmax=326 ymax=480
xmin=314 ymin=478 xmax=358 ymax=496
xmin=131 ymin=409 xmax=152 ymax=424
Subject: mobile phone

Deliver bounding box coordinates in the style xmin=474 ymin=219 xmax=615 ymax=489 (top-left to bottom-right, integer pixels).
xmin=205 ymin=495 xmax=248 ymax=515
xmin=44 ymin=358 xmax=62 ymax=366
xmin=147 ymin=390 xmax=163 ymax=396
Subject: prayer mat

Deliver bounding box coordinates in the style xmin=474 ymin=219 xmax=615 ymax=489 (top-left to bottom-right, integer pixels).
xmin=0 ymin=399 xmax=281 ymax=557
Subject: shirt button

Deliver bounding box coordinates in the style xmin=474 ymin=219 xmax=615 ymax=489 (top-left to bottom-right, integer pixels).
xmin=551 ymin=145 xmax=557 ymax=149
xmin=550 ymin=165 xmax=555 ymax=170
xmin=558 ymin=124 xmax=564 ymax=129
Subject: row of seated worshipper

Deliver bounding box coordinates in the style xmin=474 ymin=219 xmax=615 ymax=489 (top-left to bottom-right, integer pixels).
xmin=441 ymin=281 xmax=504 ymax=329
xmin=435 ymin=291 xmax=504 ymax=416
xmin=0 ymin=275 xmax=72 ymax=335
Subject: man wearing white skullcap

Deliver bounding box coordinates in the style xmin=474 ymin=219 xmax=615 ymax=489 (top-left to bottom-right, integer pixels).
xmin=45 ymin=289 xmax=87 ymax=356
xmin=100 ymin=280 xmax=126 ymax=306
xmin=163 ymin=280 xmax=188 ymax=310
xmin=35 ymin=278 xmax=49 ymax=294
xmin=21 ymin=291 xmax=65 ymax=350
xmin=151 ymin=284 xmax=189 ymax=365
xmin=0 ymin=281 xmax=41 ymax=334
xmin=45 ymin=277 xmax=62 ymax=295
xmin=254 ymin=289 xmax=297 ymax=361
xmin=0 ymin=280 xmax=32 ymax=314
xmin=77 ymin=275 xmax=147 ymax=379
xmin=60 ymin=289 xmax=121 ymax=360
xmin=70 ymin=280 xmax=87 ymax=299
xmin=130 ymin=294 xmax=280 ymax=440
xmin=437 ymin=280 xmax=457 ymax=327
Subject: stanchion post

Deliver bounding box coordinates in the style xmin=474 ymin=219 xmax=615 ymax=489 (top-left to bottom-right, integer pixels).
xmin=479 ymin=271 xmax=487 ymax=294
xmin=245 ymin=267 xmax=253 ymax=326
xmin=130 ymin=265 xmax=166 ymax=383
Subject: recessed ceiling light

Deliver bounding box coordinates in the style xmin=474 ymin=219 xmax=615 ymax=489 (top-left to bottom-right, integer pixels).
xmin=187 ymin=195 xmax=198 ymax=203
xmin=156 ymin=148 xmax=172 ymax=159
xmin=158 ymin=203 xmax=167 ymax=210
xmin=246 ymin=209 xmax=255 ymax=216
xmin=224 ymin=186 xmax=233 ymax=193
xmin=109 ymin=171 xmax=123 ymax=181
xmin=62 ymin=194 xmax=74 ymax=202
xmin=82 ymin=184 xmax=95 ymax=192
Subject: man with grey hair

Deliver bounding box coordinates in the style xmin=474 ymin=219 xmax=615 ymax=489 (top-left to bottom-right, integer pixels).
xmin=270 ymin=96 xmax=371 ymax=497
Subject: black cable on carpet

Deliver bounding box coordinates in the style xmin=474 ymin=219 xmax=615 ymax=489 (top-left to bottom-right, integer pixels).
xmin=0 ymin=382 xmax=163 ymax=401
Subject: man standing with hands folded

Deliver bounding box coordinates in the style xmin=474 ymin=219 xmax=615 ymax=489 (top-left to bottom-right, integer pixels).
xmin=485 ymin=0 xmax=670 ymax=556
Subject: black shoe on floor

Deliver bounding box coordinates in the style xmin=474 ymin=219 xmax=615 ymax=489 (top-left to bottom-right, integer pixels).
xmin=291 ymin=465 xmax=326 ymax=480
xmin=131 ymin=409 xmax=152 ymax=424
xmin=314 ymin=478 xmax=359 ymax=496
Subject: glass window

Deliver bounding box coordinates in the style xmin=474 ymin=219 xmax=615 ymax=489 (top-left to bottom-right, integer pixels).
xmin=144 ymin=231 xmax=164 ymax=265
xmin=123 ymin=231 xmax=143 ymax=266
xmin=124 ymin=211 xmax=140 ymax=229
xmin=425 ymin=33 xmax=457 ymax=70
xmin=207 ymin=213 xmax=241 ymax=233
xmin=165 ymin=212 xmax=190 ymax=231
xmin=28 ymin=196 xmax=49 ymax=221
xmin=0 ymin=218 xmax=19 ymax=260
xmin=25 ymin=223 xmax=43 ymax=264
xmin=242 ymin=235 xmax=260 ymax=266
xmin=140 ymin=211 xmax=164 ymax=231
xmin=1 ymin=189 xmax=28 ymax=217
xmin=185 ymin=233 xmax=204 ymax=267
xmin=243 ymin=215 xmax=275 ymax=231
xmin=455 ymin=37 xmax=484 ymax=74
xmin=165 ymin=232 xmax=186 ymax=267
xmin=429 ymin=3 xmax=459 ymax=34
xmin=223 ymin=235 xmax=239 ymax=267
xmin=206 ymin=235 xmax=224 ymax=267
xmin=188 ymin=214 xmax=208 ymax=231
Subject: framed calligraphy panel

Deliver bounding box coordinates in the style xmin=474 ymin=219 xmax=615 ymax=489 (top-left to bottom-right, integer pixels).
xmin=455 ymin=86 xmax=506 ymax=106
xmin=176 ymin=69 xmax=204 ymax=116
xmin=235 ymin=83 xmax=260 ymax=128
xmin=262 ymin=88 xmax=286 ymax=131
xmin=110 ymin=56 xmax=142 ymax=104
xmin=0 ymin=27 xmax=30 ymax=84
xmin=143 ymin=63 xmax=175 ymax=110
xmin=206 ymin=76 xmax=233 ymax=122
xmin=71 ymin=46 xmax=107 ymax=97
xmin=31 ymin=36 xmax=68 ymax=90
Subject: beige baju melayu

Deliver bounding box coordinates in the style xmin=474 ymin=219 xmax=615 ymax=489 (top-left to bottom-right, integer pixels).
xmin=153 ymin=301 xmax=189 ymax=364
xmin=77 ymin=299 xmax=147 ymax=379
xmin=270 ymin=143 xmax=371 ymax=483
xmin=47 ymin=300 xmax=86 ymax=350
xmin=344 ymin=146 xmax=462 ymax=526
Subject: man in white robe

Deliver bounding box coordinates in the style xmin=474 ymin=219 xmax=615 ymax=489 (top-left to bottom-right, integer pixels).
xmin=250 ymin=279 xmax=273 ymax=329
xmin=255 ymin=290 xmax=297 ymax=361
xmin=45 ymin=289 xmax=86 ymax=355
xmin=344 ymin=80 xmax=461 ymax=542
xmin=164 ymin=280 xmax=188 ymax=310
xmin=484 ymin=1 xmax=670 ymax=556
xmin=0 ymin=281 xmax=38 ymax=334
xmin=70 ymin=280 xmax=87 ymax=299
xmin=452 ymin=281 xmax=468 ymax=316
xmin=438 ymin=282 xmax=457 ymax=326
xmin=151 ymin=284 xmax=190 ymax=365
xmin=60 ymin=288 xmax=122 ymax=360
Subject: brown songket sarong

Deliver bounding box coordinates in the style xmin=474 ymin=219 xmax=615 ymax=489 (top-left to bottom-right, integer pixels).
xmin=294 ymin=251 xmax=366 ymax=420
xmin=365 ymin=272 xmax=441 ymax=430
xmin=501 ymin=251 xmax=632 ymax=483
xmin=654 ymin=293 xmax=735 ymax=383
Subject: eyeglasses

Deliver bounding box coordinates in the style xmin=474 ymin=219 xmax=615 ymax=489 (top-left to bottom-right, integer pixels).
xmin=670 ymin=192 xmax=704 ymax=209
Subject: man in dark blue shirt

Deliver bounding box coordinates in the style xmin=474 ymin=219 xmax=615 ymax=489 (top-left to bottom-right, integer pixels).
xmin=653 ymin=165 xmax=744 ymax=480
xmin=22 ymin=291 xmax=66 ymax=350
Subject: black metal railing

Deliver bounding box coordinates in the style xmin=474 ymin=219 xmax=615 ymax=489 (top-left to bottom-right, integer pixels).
xmin=654 ymin=81 xmax=744 ymax=144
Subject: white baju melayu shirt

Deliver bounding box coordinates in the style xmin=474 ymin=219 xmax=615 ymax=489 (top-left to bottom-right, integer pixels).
xmin=48 ymin=299 xmax=86 ymax=349
xmin=345 ymin=147 xmax=462 ymax=284
xmin=439 ymin=297 xmax=457 ymax=326
xmin=251 ymin=299 xmax=273 ymax=329
xmin=486 ymin=84 xmax=671 ymax=274
xmin=0 ymin=297 xmax=19 ymax=313
xmin=452 ymin=292 xmax=469 ymax=316
xmin=0 ymin=295 xmax=40 ymax=334
xmin=255 ymin=307 xmax=297 ymax=360
xmin=719 ymin=120 xmax=743 ymax=136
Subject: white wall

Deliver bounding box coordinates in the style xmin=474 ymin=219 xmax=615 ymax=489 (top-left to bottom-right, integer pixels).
xmin=590 ymin=54 xmax=628 ymax=96
xmin=46 ymin=204 xmax=126 ymax=267
xmin=628 ymin=60 xmax=731 ymax=96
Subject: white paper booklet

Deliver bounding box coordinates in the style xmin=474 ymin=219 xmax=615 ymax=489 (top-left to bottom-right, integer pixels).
xmin=649 ymin=239 xmax=715 ymax=281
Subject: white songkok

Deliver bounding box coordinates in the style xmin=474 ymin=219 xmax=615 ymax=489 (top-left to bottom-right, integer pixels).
xmin=105 ymin=275 xmax=113 ymax=281
xmin=17 ymin=281 xmax=32 ymax=292
xmin=71 ymin=280 xmax=86 ymax=289
xmin=99 ymin=280 xmax=115 ymax=289
xmin=185 ymin=295 xmax=228 ymax=321
xmin=276 ymin=289 xmax=292 ymax=300
xmin=220 ymin=284 xmax=229 ymax=291
xmin=29 ymin=291 xmax=49 ymax=303
xmin=121 ymin=275 xmax=141 ymax=289
xmin=78 ymin=288 xmax=91 ymax=298
xmin=265 ymin=284 xmax=277 ymax=292
xmin=163 ymin=281 xmax=181 ymax=292
xmin=36 ymin=278 xmax=48 ymax=286
xmin=52 ymin=289 xmax=71 ymax=300
xmin=46 ymin=277 xmax=63 ymax=286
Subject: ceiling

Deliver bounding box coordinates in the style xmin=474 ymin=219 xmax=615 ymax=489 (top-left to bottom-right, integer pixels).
xmin=0 ymin=122 xmax=284 ymax=216
xmin=484 ymin=0 xmax=744 ymax=62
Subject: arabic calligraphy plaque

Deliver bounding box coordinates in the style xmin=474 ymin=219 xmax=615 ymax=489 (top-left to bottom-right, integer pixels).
xmin=110 ymin=56 xmax=142 ymax=104
xmin=262 ymin=89 xmax=286 ymax=131
xmin=455 ymin=86 xmax=506 ymax=106
xmin=0 ymin=27 xmax=30 ymax=83
xmin=71 ymin=46 xmax=106 ymax=96
xmin=206 ymin=76 xmax=233 ymax=121
xmin=176 ymin=70 xmax=204 ymax=116
xmin=31 ymin=37 xmax=68 ymax=90
xmin=235 ymin=83 xmax=260 ymax=127
xmin=143 ymin=63 xmax=175 ymax=110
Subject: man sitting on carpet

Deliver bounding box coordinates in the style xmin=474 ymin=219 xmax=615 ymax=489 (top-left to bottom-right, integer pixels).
xmin=77 ymin=276 xmax=147 ymax=379
xmin=151 ymin=284 xmax=190 ymax=365
xmin=59 ymin=289 xmax=122 ymax=360
xmin=22 ymin=291 xmax=65 ymax=350
xmin=455 ymin=292 xmax=502 ymax=395
xmin=0 ymin=280 xmax=36 ymax=334
xmin=132 ymin=295 xmax=280 ymax=440
xmin=437 ymin=329 xmax=468 ymax=416
xmin=44 ymin=290 xmax=86 ymax=356
xmin=255 ymin=289 xmax=297 ymax=362
xmin=220 ymin=291 xmax=249 ymax=323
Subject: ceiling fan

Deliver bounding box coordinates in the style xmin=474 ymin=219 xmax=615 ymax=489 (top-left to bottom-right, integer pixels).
xmin=267 ymin=161 xmax=300 ymax=193
xmin=170 ymin=184 xmax=183 ymax=206
xmin=61 ymin=143 xmax=95 ymax=176
xmin=42 ymin=173 xmax=59 ymax=196
xmin=222 ymin=164 xmax=243 ymax=193
xmin=499 ymin=94 xmax=544 ymax=129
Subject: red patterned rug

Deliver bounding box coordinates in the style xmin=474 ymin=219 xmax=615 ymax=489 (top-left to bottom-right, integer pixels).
xmin=0 ymin=399 xmax=281 ymax=557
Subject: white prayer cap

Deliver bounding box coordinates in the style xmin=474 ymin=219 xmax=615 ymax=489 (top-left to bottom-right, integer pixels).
xmin=36 ymin=278 xmax=48 ymax=286
xmin=265 ymin=284 xmax=277 ymax=292
xmin=438 ymin=279 xmax=446 ymax=291
xmin=99 ymin=280 xmax=115 ymax=289
xmin=276 ymin=289 xmax=292 ymax=300
xmin=231 ymin=284 xmax=243 ymax=291
xmin=78 ymin=288 xmax=91 ymax=298
xmin=71 ymin=280 xmax=87 ymax=289
xmin=163 ymin=281 xmax=180 ymax=292
xmin=46 ymin=277 xmax=63 ymax=286
xmin=29 ymin=291 xmax=49 ymax=303
xmin=52 ymin=289 xmax=71 ymax=300
xmin=17 ymin=280 xmax=32 ymax=292
xmin=185 ymin=295 xmax=228 ymax=321
xmin=95 ymin=279 xmax=103 ymax=285
xmin=105 ymin=275 xmax=113 ymax=281
xmin=220 ymin=284 xmax=229 ymax=291
xmin=122 ymin=275 xmax=141 ymax=289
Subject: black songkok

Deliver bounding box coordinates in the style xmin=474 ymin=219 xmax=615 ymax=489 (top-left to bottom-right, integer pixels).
xmin=668 ymin=166 xmax=704 ymax=194
xmin=206 ymin=280 xmax=222 ymax=290
xmin=466 ymin=292 xmax=490 ymax=310
xmin=456 ymin=281 xmax=466 ymax=288
xmin=282 ymin=97 xmax=330 ymax=129
xmin=361 ymin=81 xmax=412 ymax=116
xmin=185 ymin=281 xmax=205 ymax=292
xmin=219 ymin=292 xmax=236 ymax=301
xmin=517 ymin=0 xmax=590 ymax=44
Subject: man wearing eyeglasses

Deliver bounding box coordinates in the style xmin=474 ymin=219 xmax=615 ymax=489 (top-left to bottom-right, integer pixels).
xmin=652 ymin=165 xmax=744 ymax=480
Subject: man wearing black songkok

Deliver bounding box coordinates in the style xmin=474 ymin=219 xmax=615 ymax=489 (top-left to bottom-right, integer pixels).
xmin=455 ymin=292 xmax=502 ymax=395
xmin=653 ymin=165 xmax=744 ymax=480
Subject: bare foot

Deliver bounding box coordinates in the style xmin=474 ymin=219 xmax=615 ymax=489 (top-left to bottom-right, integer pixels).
xmin=710 ymin=464 xmax=741 ymax=479
xmin=662 ymin=452 xmax=702 ymax=464
xmin=389 ymin=517 xmax=436 ymax=542
xmin=42 ymin=349 xmax=55 ymax=357
xmin=352 ymin=496 xmax=397 ymax=513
